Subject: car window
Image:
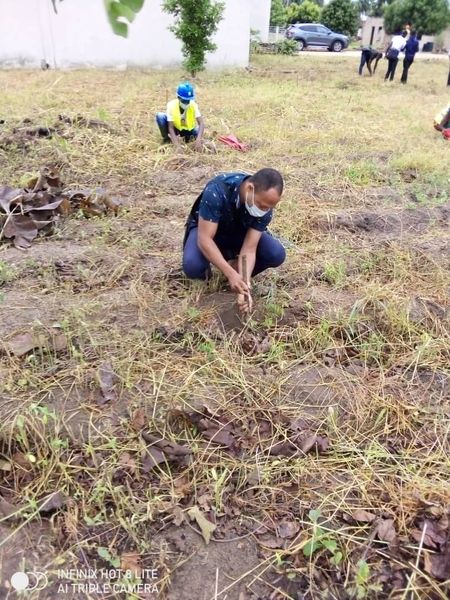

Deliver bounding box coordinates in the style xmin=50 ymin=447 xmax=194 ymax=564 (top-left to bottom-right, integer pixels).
xmin=301 ymin=25 xmax=317 ymax=32
xmin=317 ymin=26 xmax=330 ymax=34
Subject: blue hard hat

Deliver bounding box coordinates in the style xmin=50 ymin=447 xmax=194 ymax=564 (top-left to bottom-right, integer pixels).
xmin=177 ymin=82 xmax=195 ymax=101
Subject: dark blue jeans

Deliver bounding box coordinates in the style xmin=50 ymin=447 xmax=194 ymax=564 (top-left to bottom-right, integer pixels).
xmin=183 ymin=227 xmax=286 ymax=280
xmin=155 ymin=112 xmax=198 ymax=142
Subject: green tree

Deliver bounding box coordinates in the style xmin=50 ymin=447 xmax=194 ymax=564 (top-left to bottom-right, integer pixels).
xmin=162 ymin=0 xmax=225 ymax=76
xmin=322 ymin=0 xmax=359 ymax=36
xmin=271 ymin=0 xmax=287 ymax=25
xmin=296 ymin=0 xmax=322 ymax=23
xmin=357 ymin=0 xmax=373 ymax=13
xmin=368 ymin=0 xmax=395 ymax=17
xmin=287 ymin=1 xmax=322 ymax=23
xmin=384 ymin=0 xmax=450 ymax=35
xmin=286 ymin=2 xmax=301 ymax=23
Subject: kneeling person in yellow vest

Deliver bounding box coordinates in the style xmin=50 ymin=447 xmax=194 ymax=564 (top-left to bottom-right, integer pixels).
xmin=156 ymin=82 xmax=204 ymax=150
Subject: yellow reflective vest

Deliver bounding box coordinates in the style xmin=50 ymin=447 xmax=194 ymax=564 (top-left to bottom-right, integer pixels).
xmin=167 ymin=99 xmax=198 ymax=131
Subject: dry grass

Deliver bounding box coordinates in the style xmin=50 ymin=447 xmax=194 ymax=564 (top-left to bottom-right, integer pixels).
xmin=0 ymin=54 xmax=449 ymax=600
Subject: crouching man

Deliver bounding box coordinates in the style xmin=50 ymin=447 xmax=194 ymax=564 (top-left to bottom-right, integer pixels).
xmin=182 ymin=169 xmax=286 ymax=313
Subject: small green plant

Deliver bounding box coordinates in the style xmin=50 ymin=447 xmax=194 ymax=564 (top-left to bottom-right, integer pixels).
xmin=263 ymin=300 xmax=284 ymax=327
xmin=346 ymin=161 xmax=381 ymax=186
xmin=250 ymin=28 xmax=263 ymax=55
xmin=358 ymin=332 xmax=385 ymax=364
xmin=97 ymin=107 xmax=112 ymax=121
xmin=349 ymin=558 xmax=382 ymax=599
xmin=303 ymin=509 xmax=343 ymax=565
xmin=323 ymin=260 xmax=346 ymax=287
xmin=186 ymin=306 xmax=201 ymax=321
xmin=275 ymin=39 xmax=299 ymax=55
xmin=97 ymin=546 xmax=121 ymax=568
xmin=210 ymin=466 xmax=229 ymax=511
xmin=198 ymin=340 xmax=216 ymax=355
xmin=0 ymin=260 xmax=17 ymax=285
xmin=29 ymin=403 xmax=57 ymax=425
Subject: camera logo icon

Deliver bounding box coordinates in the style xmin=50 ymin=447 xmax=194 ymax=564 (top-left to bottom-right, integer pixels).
xmin=11 ymin=571 xmax=48 ymax=592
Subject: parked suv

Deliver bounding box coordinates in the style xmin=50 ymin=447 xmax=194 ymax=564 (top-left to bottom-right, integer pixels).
xmin=286 ymin=23 xmax=349 ymax=52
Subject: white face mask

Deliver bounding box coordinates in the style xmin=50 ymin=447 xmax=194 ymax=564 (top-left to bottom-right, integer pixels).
xmin=245 ymin=187 xmax=270 ymax=218
xmin=179 ymin=100 xmax=190 ymax=110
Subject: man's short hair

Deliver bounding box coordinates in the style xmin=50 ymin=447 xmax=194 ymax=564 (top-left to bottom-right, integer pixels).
xmin=249 ymin=168 xmax=284 ymax=195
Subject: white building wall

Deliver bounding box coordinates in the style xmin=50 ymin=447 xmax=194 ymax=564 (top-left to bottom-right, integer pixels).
xmin=249 ymin=0 xmax=271 ymax=43
xmin=361 ymin=17 xmax=387 ymax=49
xmin=0 ymin=0 xmax=250 ymax=69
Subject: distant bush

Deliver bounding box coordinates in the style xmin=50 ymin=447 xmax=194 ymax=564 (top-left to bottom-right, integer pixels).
xmin=275 ymin=39 xmax=299 ymax=55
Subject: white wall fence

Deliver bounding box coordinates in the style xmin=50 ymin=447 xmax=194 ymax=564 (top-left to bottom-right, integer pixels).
xmin=268 ymin=26 xmax=287 ymax=42
xmin=0 ymin=0 xmax=252 ymax=69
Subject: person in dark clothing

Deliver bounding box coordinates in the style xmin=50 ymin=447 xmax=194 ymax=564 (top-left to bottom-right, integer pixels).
xmin=401 ymin=31 xmax=419 ymax=83
xmin=182 ymin=169 xmax=286 ymax=313
xmin=359 ymin=46 xmax=383 ymax=76
xmin=447 ymin=50 xmax=450 ymax=87
xmin=384 ymin=31 xmax=407 ymax=82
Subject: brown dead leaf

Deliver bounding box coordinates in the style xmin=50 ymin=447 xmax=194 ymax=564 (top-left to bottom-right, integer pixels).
xmin=1 ymin=167 xmax=120 ymax=249
xmin=299 ymin=434 xmax=330 ymax=454
xmin=424 ymin=547 xmax=450 ymax=581
xmin=0 ymin=491 xmax=66 ymax=521
xmin=49 ymin=333 xmax=68 ymax=352
xmin=38 ymin=491 xmax=67 ymax=513
xmin=97 ymin=361 xmax=118 ymax=404
xmin=3 ymin=214 xmax=39 ymax=249
xmin=240 ymin=332 xmax=272 ymax=356
xmin=257 ymin=533 xmax=284 ymax=549
xmin=57 ymin=196 xmax=72 ymax=217
xmin=197 ymin=493 xmax=212 ymax=512
xmin=5 ymin=332 xmax=48 ymax=357
xmin=0 ymin=498 xmax=23 ymax=519
xmin=351 ymin=509 xmax=377 ymax=523
xmin=0 ymin=459 xmax=11 ymax=471
xmin=278 ymin=520 xmax=300 ymax=539
xmin=141 ymin=432 xmax=191 ymax=472
xmin=130 ymin=409 xmax=147 ymax=432
xmin=172 ymin=506 xmax=185 ymax=527
xmin=120 ymin=552 xmax=142 ymax=578
xmin=141 ymin=447 xmax=165 ymax=472
xmin=376 ymin=519 xmax=397 ymax=543
xmin=0 ymin=186 xmax=22 ymax=212
xmin=118 ymin=452 xmax=137 ymax=474
xmin=181 ymin=407 xmax=239 ymax=451
xmin=411 ymin=519 xmax=448 ymax=549
xmin=187 ymin=506 xmax=216 ymax=545
xmin=268 ymin=440 xmax=298 ymax=457
xmin=197 ymin=418 xmax=237 ymax=449
xmin=12 ymin=452 xmax=33 ymax=470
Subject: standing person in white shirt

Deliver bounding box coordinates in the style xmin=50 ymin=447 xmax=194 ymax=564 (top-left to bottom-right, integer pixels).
xmin=384 ymin=31 xmax=407 ymax=82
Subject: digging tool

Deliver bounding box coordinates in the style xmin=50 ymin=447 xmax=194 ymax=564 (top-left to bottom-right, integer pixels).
xmin=239 ymin=254 xmax=253 ymax=315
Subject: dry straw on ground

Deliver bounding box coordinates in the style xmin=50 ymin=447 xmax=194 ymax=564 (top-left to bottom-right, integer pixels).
xmin=0 ymin=55 xmax=449 ymax=599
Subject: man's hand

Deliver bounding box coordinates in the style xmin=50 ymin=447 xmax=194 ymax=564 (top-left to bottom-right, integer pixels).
xmin=194 ymin=138 xmax=203 ymax=152
xmin=237 ymin=292 xmax=253 ymax=314
xmin=227 ymin=270 xmax=250 ymax=296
